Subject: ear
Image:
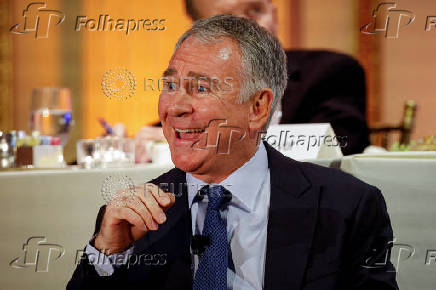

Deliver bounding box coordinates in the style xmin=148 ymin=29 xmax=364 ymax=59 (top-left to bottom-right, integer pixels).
xmin=248 ymin=88 xmax=274 ymax=131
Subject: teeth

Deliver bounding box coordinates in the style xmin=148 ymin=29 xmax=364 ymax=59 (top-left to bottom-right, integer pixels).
xmin=175 ymin=128 xmax=204 ymax=133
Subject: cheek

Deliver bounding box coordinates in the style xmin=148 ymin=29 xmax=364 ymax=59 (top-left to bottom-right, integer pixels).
xmin=196 ymin=103 xmax=218 ymax=116
xmin=158 ymin=95 xmax=169 ymax=117
xmin=194 ymin=98 xmax=225 ymax=118
xmin=199 ymin=98 xmax=247 ymax=125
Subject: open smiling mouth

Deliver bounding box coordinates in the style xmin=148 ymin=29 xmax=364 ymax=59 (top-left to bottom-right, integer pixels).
xmin=175 ymin=128 xmax=206 ymax=141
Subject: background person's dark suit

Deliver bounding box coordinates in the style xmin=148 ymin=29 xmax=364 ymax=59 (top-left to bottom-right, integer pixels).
xmin=67 ymin=143 xmax=397 ymax=290
xmin=282 ymin=50 xmax=370 ymax=155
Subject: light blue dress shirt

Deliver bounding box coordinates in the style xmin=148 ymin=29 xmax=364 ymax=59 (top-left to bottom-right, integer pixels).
xmin=87 ymin=143 xmax=271 ymax=289
xmin=187 ymin=142 xmax=270 ymax=289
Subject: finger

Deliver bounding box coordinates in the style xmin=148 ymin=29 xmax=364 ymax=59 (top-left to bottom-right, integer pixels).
xmin=126 ymin=196 xmax=159 ymax=230
xmin=167 ymin=191 xmax=176 ymax=207
xmin=137 ymin=188 xmax=167 ymax=224
xmin=145 ymin=183 xmax=175 ymax=208
xmin=110 ymin=206 xmax=147 ymax=231
xmin=160 ymin=191 xmax=176 ymax=211
xmin=109 ymin=194 xmax=158 ymax=231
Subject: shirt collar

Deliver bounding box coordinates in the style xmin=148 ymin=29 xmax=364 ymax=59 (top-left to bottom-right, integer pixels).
xmin=186 ymin=142 xmax=268 ymax=212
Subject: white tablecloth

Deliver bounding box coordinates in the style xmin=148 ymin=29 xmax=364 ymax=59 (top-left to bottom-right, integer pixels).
xmin=0 ymin=154 xmax=434 ymax=289
xmin=341 ymin=152 xmax=436 ymax=290
xmin=0 ymin=164 xmax=173 ymax=290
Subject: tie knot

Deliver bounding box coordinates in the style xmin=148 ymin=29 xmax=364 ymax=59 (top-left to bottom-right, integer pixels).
xmin=199 ymin=185 xmax=232 ymax=211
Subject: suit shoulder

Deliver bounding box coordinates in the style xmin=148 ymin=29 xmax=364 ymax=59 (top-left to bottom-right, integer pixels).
xmin=294 ymin=161 xmax=386 ymax=220
xmin=266 ymin=144 xmax=377 ymax=203
xmin=149 ymin=167 xmax=185 ymax=185
xmin=296 ymin=161 xmax=379 ymax=200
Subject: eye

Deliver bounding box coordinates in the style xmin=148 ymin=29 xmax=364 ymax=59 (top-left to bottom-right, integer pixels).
xmin=197 ymin=85 xmax=208 ymax=93
xmin=167 ymin=82 xmax=177 ymax=91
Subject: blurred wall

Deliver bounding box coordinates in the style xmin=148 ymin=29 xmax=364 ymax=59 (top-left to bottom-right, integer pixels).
xmin=379 ymin=0 xmax=436 ymax=139
xmin=294 ymin=0 xmax=435 ymax=140
xmin=4 ymin=0 xmax=435 ymax=158
xmin=301 ymin=0 xmax=358 ymax=55
xmin=9 ymin=0 xmax=62 ymax=132
xmin=0 ymin=0 xmax=12 ymax=131
xmin=274 ymin=0 xmax=293 ymax=49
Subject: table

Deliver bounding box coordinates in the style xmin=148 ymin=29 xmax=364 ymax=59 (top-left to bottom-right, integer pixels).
xmin=0 ymin=164 xmax=173 ymax=290
xmin=0 ymin=155 xmax=434 ymax=289
xmin=341 ymin=152 xmax=436 ymax=290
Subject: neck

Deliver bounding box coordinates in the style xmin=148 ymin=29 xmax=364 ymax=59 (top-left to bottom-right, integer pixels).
xmin=191 ymin=144 xmax=258 ymax=184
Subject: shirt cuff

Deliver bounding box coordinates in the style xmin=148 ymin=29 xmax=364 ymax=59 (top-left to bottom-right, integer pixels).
xmin=85 ymin=243 xmax=134 ymax=276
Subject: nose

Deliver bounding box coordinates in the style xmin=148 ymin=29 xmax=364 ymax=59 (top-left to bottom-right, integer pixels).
xmin=167 ymin=91 xmax=193 ymax=118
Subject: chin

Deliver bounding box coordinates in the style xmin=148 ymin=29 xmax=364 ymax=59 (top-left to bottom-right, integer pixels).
xmin=170 ymin=150 xmax=205 ymax=174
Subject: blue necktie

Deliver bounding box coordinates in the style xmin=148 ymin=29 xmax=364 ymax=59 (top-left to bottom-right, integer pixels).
xmin=193 ymin=185 xmax=232 ymax=290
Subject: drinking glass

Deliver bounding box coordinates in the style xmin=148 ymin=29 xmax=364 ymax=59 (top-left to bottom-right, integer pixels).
xmin=30 ymin=88 xmax=73 ymax=146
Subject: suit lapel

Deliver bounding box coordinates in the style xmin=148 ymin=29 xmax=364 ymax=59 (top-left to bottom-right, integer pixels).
xmin=263 ymin=142 xmax=320 ymax=290
xmin=134 ymin=168 xmax=191 ymax=255
xmin=128 ymin=169 xmax=194 ymax=288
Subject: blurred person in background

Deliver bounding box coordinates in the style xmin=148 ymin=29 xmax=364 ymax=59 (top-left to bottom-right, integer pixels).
xmin=135 ymin=0 xmax=370 ymax=161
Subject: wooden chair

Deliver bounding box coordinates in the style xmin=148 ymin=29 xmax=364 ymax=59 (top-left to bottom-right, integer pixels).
xmin=369 ymin=100 xmax=417 ymax=149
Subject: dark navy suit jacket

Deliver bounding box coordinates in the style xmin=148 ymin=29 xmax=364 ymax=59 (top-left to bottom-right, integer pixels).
xmin=67 ymin=142 xmax=397 ymax=290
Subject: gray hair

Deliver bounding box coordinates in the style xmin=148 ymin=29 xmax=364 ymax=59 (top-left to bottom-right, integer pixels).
xmin=174 ymin=14 xmax=287 ymax=128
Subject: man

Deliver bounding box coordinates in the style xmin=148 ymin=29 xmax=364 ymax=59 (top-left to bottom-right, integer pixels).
xmin=135 ymin=0 xmax=369 ymax=162
xmin=68 ymin=15 xmax=397 ymax=290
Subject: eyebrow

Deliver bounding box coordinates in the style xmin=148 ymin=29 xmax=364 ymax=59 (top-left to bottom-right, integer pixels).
xmin=162 ymin=68 xmax=177 ymax=77
xmin=187 ymin=71 xmax=211 ymax=81
xmin=162 ymin=69 xmax=212 ymax=80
